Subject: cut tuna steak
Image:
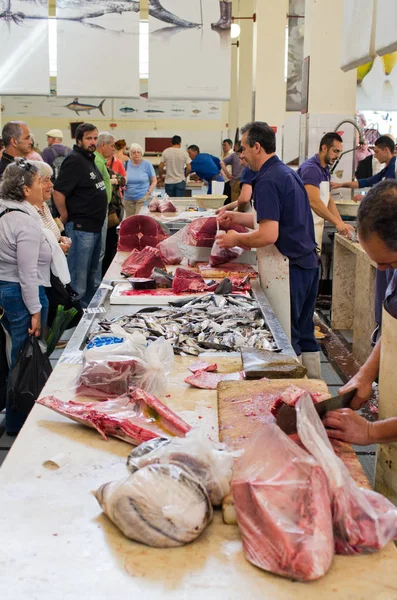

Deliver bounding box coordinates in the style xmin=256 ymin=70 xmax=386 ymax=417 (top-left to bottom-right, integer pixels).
xmin=37 ymin=388 xmax=191 ymax=445
xmin=186 ymin=217 xmax=218 ymax=247
xmin=185 ymin=370 xmax=245 ymax=390
xmin=188 ymin=361 xmax=218 ymax=374
xmin=117 ymin=215 xmax=168 ymax=252
xmin=121 ymin=247 xmax=165 ymax=278
xmin=172 ymin=267 xmax=208 ymax=294
xmin=270 ymin=384 xmax=329 ymax=418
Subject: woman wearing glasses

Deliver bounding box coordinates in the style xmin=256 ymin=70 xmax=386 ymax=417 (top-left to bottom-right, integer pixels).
xmin=0 ymin=159 xmax=51 ymax=435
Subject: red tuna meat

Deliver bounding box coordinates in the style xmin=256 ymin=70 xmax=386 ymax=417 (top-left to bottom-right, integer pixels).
xmin=37 ymin=387 xmax=191 ymax=446
xmin=121 ymin=246 xmax=165 ymax=278
xmin=270 ymin=384 xmax=329 ymax=418
xmin=188 ymin=361 xmax=218 ymax=374
xmin=172 ymin=267 xmax=208 ymax=294
xmin=185 ymin=370 xmax=245 ymax=390
xmin=117 ymin=215 xmax=168 ymax=252
xmin=232 ymin=424 xmax=334 ymax=581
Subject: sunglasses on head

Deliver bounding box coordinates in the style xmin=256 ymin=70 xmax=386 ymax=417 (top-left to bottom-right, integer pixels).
xmin=17 ymin=159 xmax=34 ymax=172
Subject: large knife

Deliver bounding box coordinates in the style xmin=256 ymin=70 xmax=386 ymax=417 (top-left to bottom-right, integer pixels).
xmin=276 ymin=389 xmax=356 ymax=435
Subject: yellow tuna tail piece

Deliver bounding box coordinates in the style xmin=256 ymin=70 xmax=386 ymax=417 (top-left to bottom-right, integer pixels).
xmin=357 ymin=60 xmax=374 ymax=84
xmin=382 ymin=51 xmax=397 ymax=76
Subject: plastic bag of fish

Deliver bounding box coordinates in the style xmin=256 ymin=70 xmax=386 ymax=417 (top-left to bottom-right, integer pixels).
xmin=94 ymin=463 xmax=213 ymax=548
xmin=126 ymin=429 xmax=236 ymax=506
xmin=73 ymin=336 xmax=175 ymax=399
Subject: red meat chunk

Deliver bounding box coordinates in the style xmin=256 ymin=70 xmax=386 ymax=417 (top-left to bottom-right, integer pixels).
xmin=172 ymin=267 xmax=208 ymax=294
xmin=117 ymin=215 xmax=168 ymax=252
xmin=270 ymin=385 xmax=328 ymax=418
xmin=121 ymin=247 xmax=165 ymax=278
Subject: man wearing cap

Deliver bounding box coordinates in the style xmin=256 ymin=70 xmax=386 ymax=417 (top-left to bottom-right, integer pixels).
xmin=42 ymin=129 xmax=72 ymax=167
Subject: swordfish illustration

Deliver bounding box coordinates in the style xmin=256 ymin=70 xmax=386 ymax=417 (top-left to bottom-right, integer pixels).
xmin=65 ymin=98 xmax=106 ymax=116
xmin=0 ymin=1 xmax=200 ymax=28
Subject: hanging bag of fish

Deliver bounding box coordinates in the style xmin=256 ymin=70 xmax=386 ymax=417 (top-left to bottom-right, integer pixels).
xmin=126 ymin=428 xmax=236 ymax=506
xmin=295 ymin=393 xmax=397 ymax=555
xmin=73 ymin=336 xmax=174 ymax=399
xmin=93 ymin=463 xmax=213 ymax=548
xmin=209 ymin=222 xmax=249 ymax=268
xmin=232 ymin=425 xmax=334 ymax=581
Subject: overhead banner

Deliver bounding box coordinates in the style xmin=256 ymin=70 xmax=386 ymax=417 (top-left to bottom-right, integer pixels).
xmin=340 ymin=0 xmax=375 ymax=72
xmin=148 ymin=0 xmax=231 ymax=100
xmin=56 ymin=1 xmax=140 ymax=97
xmin=0 ymin=0 xmax=49 ymax=94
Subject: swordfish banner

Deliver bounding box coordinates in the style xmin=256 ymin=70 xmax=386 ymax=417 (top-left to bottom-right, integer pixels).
xmin=56 ymin=1 xmax=140 ymax=98
xmin=0 ymin=0 xmax=49 ymax=94
xmin=148 ymin=0 xmax=231 ymax=100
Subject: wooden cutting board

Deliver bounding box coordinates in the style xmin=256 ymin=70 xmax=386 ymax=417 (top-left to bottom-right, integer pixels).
xmin=198 ymin=262 xmax=258 ymax=279
xmin=217 ymin=378 xmax=370 ymax=524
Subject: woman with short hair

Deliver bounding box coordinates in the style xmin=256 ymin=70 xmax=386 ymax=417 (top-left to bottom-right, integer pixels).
xmin=0 ymin=159 xmax=51 ymax=434
xmin=123 ymin=143 xmax=157 ymax=217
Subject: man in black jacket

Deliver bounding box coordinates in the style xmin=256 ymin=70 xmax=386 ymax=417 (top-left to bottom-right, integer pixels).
xmin=53 ymin=123 xmax=107 ymax=307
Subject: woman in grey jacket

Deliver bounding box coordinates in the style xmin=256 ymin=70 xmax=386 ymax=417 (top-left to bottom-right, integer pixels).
xmin=0 ymin=159 xmax=51 ymax=434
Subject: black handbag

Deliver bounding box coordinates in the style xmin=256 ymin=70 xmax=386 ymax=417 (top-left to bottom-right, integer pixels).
xmin=45 ymin=272 xmax=83 ymax=329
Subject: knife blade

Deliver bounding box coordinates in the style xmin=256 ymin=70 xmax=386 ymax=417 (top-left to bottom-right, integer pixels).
xmin=276 ymin=389 xmax=357 ymax=435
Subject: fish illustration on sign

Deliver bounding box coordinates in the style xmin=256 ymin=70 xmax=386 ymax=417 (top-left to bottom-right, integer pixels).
xmin=172 ymin=109 xmax=185 ymax=112
xmin=209 ymin=106 xmax=219 ymax=111
xmin=119 ymin=107 xmax=138 ymax=113
xmin=144 ymin=109 xmax=165 ymax=113
xmin=192 ymin=109 xmax=201 ymax=114
xmin=65 ymin=98 xmax=106 ymax=116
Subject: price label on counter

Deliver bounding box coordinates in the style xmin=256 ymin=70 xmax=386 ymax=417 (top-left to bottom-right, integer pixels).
xmin=83 ymin=307 xmax=106 ymax=315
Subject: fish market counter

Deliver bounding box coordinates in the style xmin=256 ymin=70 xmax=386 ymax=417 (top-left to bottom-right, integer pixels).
xmin=1 ymin=255 xmax=397 ymax=597
xmin=332 ymin=234 xmax=377 ymax=365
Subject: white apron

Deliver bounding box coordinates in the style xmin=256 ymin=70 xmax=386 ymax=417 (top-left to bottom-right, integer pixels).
xmin=312 ymin=180 xmax=330 ymax=252
xmin=254 ymin=208 xmax=291 ymax=341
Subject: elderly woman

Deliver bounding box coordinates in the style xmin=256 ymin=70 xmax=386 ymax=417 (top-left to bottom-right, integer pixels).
xmin=28 ymin=160 xmax=71 ymax=254
xmin=0 ymin=159 xmax=51 ymax=434
xmin=123 ymin=143 xmax=157 ymax=217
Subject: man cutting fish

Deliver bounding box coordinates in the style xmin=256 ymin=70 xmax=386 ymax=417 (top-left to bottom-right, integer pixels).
xmin=323 ymin=179 xmax=397 ymax=446
xmin=216 ymin=121 xmax=321 ymax=378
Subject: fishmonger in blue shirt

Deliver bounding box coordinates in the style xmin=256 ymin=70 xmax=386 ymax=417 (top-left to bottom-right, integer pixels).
xmin=216 ymin=122 xmax=321 ymax=378
xmin=186 ymin=145 xmax=224 ymax=194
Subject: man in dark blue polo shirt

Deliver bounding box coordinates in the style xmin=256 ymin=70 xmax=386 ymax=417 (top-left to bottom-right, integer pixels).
xmin=216 ymin=121 xmax=321 ymax=377
xmin=297 ymin=132 xmax=354 ymax=250
xmin=186 ymin=145 xmax=224 ymax=194
xmin=331 ymin=134 xmax=396 ymax=334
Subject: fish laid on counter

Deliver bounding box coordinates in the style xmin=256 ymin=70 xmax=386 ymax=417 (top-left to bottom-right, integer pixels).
xmin=37 ymin=388 xmax=191 ymax=445
xmin=94 ymin=294 xmax=278 ymax=355
xmin=94 ymin=464 xmax=212 ymax=547
xmin=126 ymin=429 xmax=235 ymax=506
xmin=185 ymin=370 xmax=245 ymax=390
xmin=188 ymin=361 xmax=218 ymax=374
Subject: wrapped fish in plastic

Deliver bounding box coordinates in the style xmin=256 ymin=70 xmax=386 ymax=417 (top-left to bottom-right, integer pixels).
xmin=94 ymin=464 xmax=212 ymax=547
xmin=126 ymin=428 xmax=235 ymax=506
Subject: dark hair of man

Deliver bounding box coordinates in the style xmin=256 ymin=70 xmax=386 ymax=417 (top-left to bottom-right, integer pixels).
xmin=188 ymin=144 xmax=200 ymax=153
xmin=240 ymin=121 xmax=276 ymax=154
xmin=358 ymin=179 xmax=397 ymax=251
xmin=172 ymin=135 xmax=181 ymax=145
xmin=0 ymin=138 xmax=4 ymax=150
xmin=375 ymin=135 xmax=395 ymax=154
xmin=2 ymin=121 xmax=25 ymax=147
xmin=223 ymin=138 xmax=233 ymax=146
xmin=319 ymin=132 xmax=343 ymax=152
xmin=75 ymin=123 xmax=97 ymax=143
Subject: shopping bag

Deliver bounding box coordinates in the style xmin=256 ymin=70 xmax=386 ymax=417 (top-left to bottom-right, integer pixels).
xmin=8 ymin=336 xmax=52 ymax=414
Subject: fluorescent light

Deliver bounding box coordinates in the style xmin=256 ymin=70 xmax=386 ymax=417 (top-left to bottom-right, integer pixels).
xmin=231 ymin=23 xmax=240 ymax=39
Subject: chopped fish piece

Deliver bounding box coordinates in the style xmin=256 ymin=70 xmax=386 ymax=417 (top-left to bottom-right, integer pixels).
xmin=270 ymin=384 xmax=329 ymax=418
xmin=94 ymin=464 xmax=212 ymax=547
xmin=172 ymin=267 xmax=208 ymax=294
xmin=188 ymin=361 xmax=218 ymax=374
xmin=37 ymin=388 xmax=191 ymax=445
xmin=117 ymin=215 xmax=168 ymax=252
xmin=185 ymin=370 xmax=245 ymax=390
xmin=121 ymin=246 xmax=165 ymax=278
